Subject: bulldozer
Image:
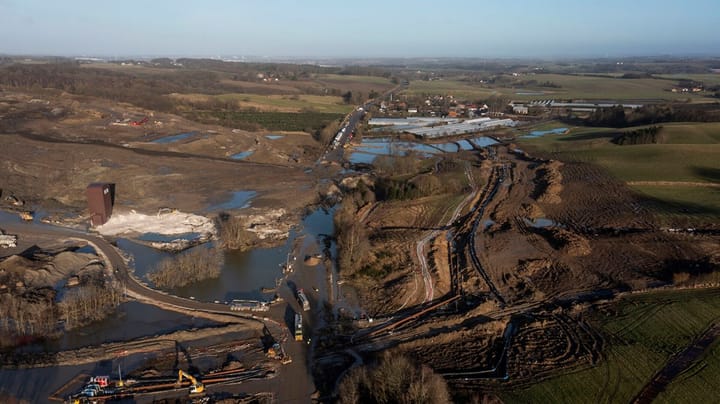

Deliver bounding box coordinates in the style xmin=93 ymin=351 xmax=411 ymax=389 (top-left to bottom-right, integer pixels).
xmin=177 ymin=370 xmax=204 ymax=394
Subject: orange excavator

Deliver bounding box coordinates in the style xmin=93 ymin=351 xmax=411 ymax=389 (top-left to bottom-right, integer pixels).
xmin=177 ymin=370 xmax=204 ymax=394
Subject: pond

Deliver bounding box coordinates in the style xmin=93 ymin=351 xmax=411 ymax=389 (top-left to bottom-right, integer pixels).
xmin=523 ymin=217 xmax=563 ymax=228
xmin=230 ymin=150 xmax=254 ymax=160
xmin=206 ymin=190 xmax=257 ymax=212
xmin=522 ymin=128 xmax=568 ymax=138
xmin=151 ymin=132 xmax=197 ymax=144
xmin=348 ymin=136 xmax=498 ymax=164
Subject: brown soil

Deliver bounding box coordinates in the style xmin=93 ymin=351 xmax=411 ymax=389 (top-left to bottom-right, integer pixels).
xmin=350 ymin=142 xmax=719 ymax=394
xmin=0 ymin=89 xmax=319 ymax=236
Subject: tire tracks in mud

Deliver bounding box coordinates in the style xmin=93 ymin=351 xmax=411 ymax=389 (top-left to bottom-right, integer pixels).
xmin=631 ymin=322 xmax=720 ymax=404
xmin=3 ymin=130 xmax=296 ymax=169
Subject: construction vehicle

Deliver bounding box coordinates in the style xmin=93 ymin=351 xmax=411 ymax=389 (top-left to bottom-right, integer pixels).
xmin=267 ymin=342 xmax=292 ymax=364
xmin=131 ymin=116 xmax=149 ymax=126
xmin=297 ymin=288 xmax=310 ymax=311
xmin=294 ymin=313 xmax=303 ymax=341
xmin=177 ymin=370 xmax=204 ymax=394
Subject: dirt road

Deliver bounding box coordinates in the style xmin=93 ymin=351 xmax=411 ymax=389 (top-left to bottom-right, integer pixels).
xmin=631 ymin=322 xmax=720 ymax=404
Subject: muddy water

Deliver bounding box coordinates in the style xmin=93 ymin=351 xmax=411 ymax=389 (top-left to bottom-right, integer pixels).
xmin=0 ymin=204 xmax=346 ymax=401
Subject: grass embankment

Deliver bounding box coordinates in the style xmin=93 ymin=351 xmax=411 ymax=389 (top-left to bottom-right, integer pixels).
xmin=517 ymin=122 xmax=720 ymax=224
xmin=504 ymin=288 xmax=720 ymax=403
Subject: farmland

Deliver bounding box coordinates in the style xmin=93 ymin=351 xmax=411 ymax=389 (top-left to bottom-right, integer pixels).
xmin=504 ymin=288 xmax=720 ymax=404
xmin=405 ymin=74 xmax=718 ymax=102
xmin=517 ymin=122 xmax=720 ymax=224
xmin=187 ymin=110 xmax=344 ymax=132
xmin=657 ymin=339 xmax=720 ymax=403
xmin=171 ymin=92 xmax=354 ymax=114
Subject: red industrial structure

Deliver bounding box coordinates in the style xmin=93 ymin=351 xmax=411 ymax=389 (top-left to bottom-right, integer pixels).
xmin=86 ymin=183 xmax=115 ymax=226
xmin=131 ymin=117 xmax=149 ymax=126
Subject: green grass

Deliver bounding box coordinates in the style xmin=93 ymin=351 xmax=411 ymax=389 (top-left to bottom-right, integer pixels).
xmin=406 ymin=80 xmax=500 ymax=99
xmin=517 ymin=123 xmax=720 ymax=224
xmin=517 ymin=123 xmax=720 ymax=183
xmin=176 ymin=92 xmax=353 ymax=114
xmin=632 ymin=185 xmax=720 ymax=225
xmin=657 ymin=339 xmax=720 ymax=403
xmin=657 ymin=122 xmax=720 ymax=144
xmin=504 ymin=288 xmax=720 ymax=404
xmin=190 ymin=110 xmax=343 ymax=132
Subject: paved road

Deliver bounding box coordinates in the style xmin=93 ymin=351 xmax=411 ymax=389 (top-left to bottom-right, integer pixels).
xmin=1 ymin=221 xmax=288 ymax=336
xmin=321 ymin=106 xmax=367 ymax=163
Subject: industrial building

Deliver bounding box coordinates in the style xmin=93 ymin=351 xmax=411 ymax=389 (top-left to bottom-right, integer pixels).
xmin=86 ymin=183 xmax=115 ymax=226
xmin=369 ymin=117 xmax=517 ymax=139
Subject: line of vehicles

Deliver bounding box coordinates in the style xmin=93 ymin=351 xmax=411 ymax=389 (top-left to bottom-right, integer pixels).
xmin=229 ymin=299 xmax=270 ymax=312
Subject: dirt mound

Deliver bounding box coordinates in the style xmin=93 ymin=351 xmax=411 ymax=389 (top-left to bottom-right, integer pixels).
xmin=0 ymin=251 xmax=103 ymax=289
xmin=534 ymin=160 xmax=564 ymax=204
xmin=521 ymin=203 xmax=545 ymax=219
xmin=304 ymin=255 xmax=321 ymax=266
xmin=518 ymin=258 xmax=554 ymax=277
xmin=538 ymin=228 xmax=591 ymax=257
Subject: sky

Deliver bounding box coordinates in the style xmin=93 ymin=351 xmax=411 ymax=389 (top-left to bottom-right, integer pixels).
xmin=1 ymin=0 xmax=719 ymax=58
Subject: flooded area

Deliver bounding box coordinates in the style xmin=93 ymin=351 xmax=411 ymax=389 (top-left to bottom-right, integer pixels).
xmin=136 ymin=232 xmax=202 ymax=242
xmin=523 ymin=217 xmax=563 ymax=228
xmin=348 ymin=136 xmax=498 ymax=164
xmin=230 ymin=150 xmax=254 ymax=160
xmin=521 ymin=127 xmax=568 ymax=138
xmin=151 ymin=131 xmax=198 ymax=144
xmin=206 ymin=190 xmax=257 ymax=212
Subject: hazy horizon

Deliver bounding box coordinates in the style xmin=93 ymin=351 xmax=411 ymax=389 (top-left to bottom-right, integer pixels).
xmin=2 ymin=0 xmax=719 ymax=59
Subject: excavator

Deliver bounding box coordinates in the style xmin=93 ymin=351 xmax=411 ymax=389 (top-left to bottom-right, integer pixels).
xmin=177 ymin=370 xmax=204 ymax=394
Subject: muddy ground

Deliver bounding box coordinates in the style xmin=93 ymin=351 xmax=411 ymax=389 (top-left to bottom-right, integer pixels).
xmin=336 ymin=141 xmax=719 ymax=395
xmin=0 ymin=89 xmax=321 ymax=237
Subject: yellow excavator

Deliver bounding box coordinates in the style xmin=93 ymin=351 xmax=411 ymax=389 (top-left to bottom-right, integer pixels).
xmin=177 ymin=370 xmax=204 ymax=394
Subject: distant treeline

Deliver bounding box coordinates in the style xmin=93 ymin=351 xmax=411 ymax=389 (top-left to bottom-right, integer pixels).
xmin=612 ymin=126 xmax=664 ymax=145
xmin=576 ymin=104 xmax=720 ymax=128
xmin=0 ymin=62 xmax=383 ymax=133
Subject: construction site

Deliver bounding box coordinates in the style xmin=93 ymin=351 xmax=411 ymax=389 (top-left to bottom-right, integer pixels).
xmin=1 ymin=57 xmax=719 ymax=403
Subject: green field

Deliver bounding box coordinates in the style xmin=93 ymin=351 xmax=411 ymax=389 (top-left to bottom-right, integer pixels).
xmin=504 ymin=288 xmax=720 ymax=404
xmin=518 ymin=124 xmax=720 ymax=183
xmin=317 ymin=74 xmax=395 ymax=85
xmin=633 ymin=185 xmax=720 ymax=224
xmin=517 ymin=122 xmax=720 ymax=223
xmin=406 ymin=79 xmax=500 ymax=99
xmin=406 ymin=74 xmax=717 ymax=102
xmin=657 ymin=73 xmax=720 ymax=87
xmin=190 ymin=110 xmax=343 ymax=132
xmin=520 ymin=74 xmax=714 ymax=101
xmin=657 ymin=339 xmax=720 ymax=403
xmin=173 ymin=92 xmax=353 ymax=114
